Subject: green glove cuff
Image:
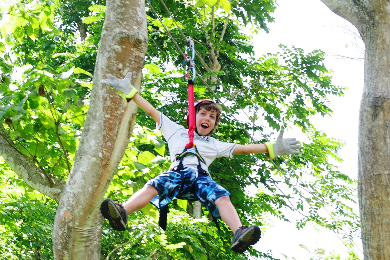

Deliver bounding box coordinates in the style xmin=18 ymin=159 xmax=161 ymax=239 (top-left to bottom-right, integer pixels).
xmin=265 ymin=141 xmax=276 ymax=160
xmin=126 ymin=88 xmax=138 ymax=99
xmin=120 ymin=88 xmax=138 ymax=101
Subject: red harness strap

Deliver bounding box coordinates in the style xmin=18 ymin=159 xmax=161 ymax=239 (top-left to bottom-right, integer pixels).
xmin=186 ymin=81 xmax=195 ymax=148
xmin=185 ymin=36 xmax=196 ymax=148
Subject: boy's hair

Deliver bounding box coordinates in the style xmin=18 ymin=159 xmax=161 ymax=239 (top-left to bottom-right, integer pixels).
xmin=195 ymin=100 xmax=222 ymax=129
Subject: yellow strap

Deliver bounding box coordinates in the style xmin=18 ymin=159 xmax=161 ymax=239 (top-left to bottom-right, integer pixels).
xmin=195 ymin=152 xmax=205 ymax=163
xmin=176 ymin=146 xmax=206 ymax=164
xmin=126 ymin=88 xmax=138 ymax=98
xmin=120 ymin=88 xmax=138 ymax=101
xmin=265 ymin=142 xmax=276 ymax=160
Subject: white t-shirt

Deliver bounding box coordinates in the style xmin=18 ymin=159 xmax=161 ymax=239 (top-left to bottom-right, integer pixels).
xmin=158 ymin=113 xmax=237 ymax=173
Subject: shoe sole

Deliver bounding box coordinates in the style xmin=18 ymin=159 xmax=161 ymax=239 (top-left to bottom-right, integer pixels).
xmin=100 ymin=199 xmax=126 ymax=231
xmin=231 ymin=226 xmax=261 ymax=253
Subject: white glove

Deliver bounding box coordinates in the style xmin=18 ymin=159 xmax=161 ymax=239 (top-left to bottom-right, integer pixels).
xmin=102 ymin=72 xmax=138 ymax=98
xmin=265 ymin=129 xmax=302 ymax=159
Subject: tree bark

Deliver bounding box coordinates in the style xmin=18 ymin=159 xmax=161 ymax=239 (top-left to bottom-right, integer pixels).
xmin=52 ymin=0 xmax=148 ymax=259
xmin=193 ymin=201 xmax=202 ymax=218
xmin=321 ymin=1 xmax=390 ymax=259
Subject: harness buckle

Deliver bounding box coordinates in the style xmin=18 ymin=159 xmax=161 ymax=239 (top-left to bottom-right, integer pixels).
xmin=186 ymin=148 xmax=196 ymax=154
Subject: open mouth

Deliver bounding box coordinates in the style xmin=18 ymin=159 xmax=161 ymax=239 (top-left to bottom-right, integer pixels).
xmin=201 ymin=123 xmax=209 ymax=129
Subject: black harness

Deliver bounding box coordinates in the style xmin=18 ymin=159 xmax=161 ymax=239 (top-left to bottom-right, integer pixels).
xmin=172 ymin=145 xmax=208 ymax=175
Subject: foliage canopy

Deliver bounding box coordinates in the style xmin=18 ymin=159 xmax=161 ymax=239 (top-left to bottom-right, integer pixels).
xmin=0 ymin=0 xmax=359 ymax=258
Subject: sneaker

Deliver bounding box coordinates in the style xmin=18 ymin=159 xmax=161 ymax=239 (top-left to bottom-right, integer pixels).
xmin=100 ymin=198 xmax=128 ymax=231
xmin=231 ymin=225 xmax=261 ymax=253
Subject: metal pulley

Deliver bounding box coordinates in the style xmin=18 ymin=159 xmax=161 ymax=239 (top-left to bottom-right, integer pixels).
xmin=185 ymin=36 xmax=196 ymax=83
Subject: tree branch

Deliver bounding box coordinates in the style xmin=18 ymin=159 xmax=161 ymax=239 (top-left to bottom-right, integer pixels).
xmin=0 ymin=123 xmax=65 ymax=202
xmin=219 ymin=14 xmax=230 ymax=43
xmin=320 ymin=0 xmax=368 ymax=31
xmin=55 ymin=121 xmax=71 ymax=173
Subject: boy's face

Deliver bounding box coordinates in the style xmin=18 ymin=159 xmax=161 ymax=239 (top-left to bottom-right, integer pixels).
xmin=196 ymin=107 xmax=217 ymax=136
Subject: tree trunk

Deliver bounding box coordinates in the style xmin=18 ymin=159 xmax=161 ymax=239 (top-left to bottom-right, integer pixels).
xmin=321 ymin=1 xmax=390 ymax=259
xmin=358 ymin=18 xmax=390 ymax=260
xmin=193 ymin=201 xmax=202 ymax=218
xmin=52 ymin=0 xmax=147 ymax=259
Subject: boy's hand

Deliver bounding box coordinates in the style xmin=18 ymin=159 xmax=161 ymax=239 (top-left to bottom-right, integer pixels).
xmin=102 ymin=72 xmax=138 ymax=98
xmin=265 ymin=129 xmax=301 ymax=159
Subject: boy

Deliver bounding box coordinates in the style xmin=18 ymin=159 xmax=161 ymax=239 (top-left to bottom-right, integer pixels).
xmin=100 ymin=72 xmax=301 ymax=253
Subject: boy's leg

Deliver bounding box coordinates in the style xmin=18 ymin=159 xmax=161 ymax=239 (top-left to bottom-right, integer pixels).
xmin=101 ymin=184 xmax=158 ymax=231
xmin=215 ymin=195 xmax=242 ymax=233
xmin=122 ymin=184 xmax=158 ymax=215
xmin=215 ymin=195 xmax=261 ymax=253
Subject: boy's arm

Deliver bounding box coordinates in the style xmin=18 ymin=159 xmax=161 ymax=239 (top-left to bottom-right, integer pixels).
xmin=233 ymin=129 xmax=302 ymax=159
xmin=233 ymin=144 xmax=268 ymax=155
xmin=102 ymin=72 xmax=160 ymax=124
xmin=131 ymin=92 xmax=160 ymax=125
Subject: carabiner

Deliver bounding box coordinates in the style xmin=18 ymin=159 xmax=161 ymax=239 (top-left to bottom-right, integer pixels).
xmin=184 ymin=36 xmax=196 ymax=82
xmin=185 ymin=36 xmax=195 ymax=61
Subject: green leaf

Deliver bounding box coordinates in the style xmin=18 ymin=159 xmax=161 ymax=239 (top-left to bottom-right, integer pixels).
xmin=14 ymin=26 xmax=24 ymax=41
xmin=74 ymin=67 xmax=92 ymax=77
xmin=133 ymin=162 xmax=148 ymax=171
xmin=176 ymin=199 xmax=187 ymax=210
xmin=83 ymin=16 xmax=102 ymax=25
xmin=29 ymin=15 xmax=40 ymax=30
xmin=0 ymin=105 xmax=11 ymax=120
xmin=39 ymin=111 xmax=56 ymax=129
xmin=89 ymin=4 xmax=106 ymax=12
xmin=145 ymin=63 xmax=161 ymax=75
xmin=140 ymin=203 xmax=158 ymax=218
xmin=62 ymin=88 xmax=77 ymax=98
xmin=217 ymin=0 xmax=231 ymax=13
xmin=138 ymin=151 xmax=155 ymax=165
xmin=27 ymin=24 xmax=36 ymax=41
xmin=0 ymin=42 xmax=5 ymax=53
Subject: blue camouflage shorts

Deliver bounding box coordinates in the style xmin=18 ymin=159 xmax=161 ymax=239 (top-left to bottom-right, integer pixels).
xmin=146 ymin=167 xmax=230 ymax=218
